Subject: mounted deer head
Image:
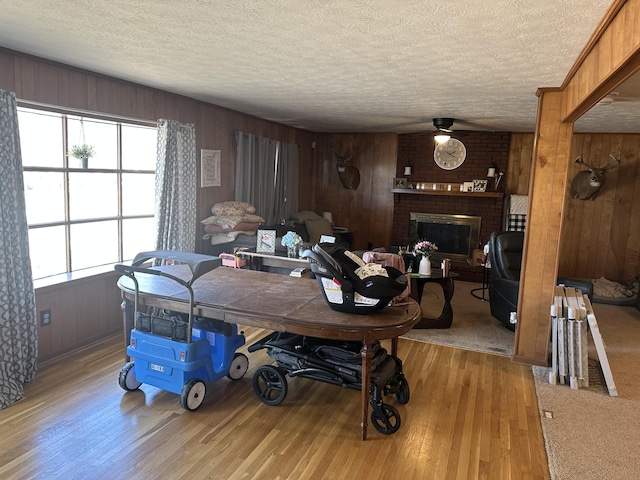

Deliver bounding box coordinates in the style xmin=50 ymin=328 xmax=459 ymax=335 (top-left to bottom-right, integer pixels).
xmin=332 ymin=136 xmax=360 ymax=190
xmin=570 ymin=154 xmax=621 ymax=200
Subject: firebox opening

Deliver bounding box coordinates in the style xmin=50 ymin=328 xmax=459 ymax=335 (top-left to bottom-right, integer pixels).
xmin=408 ymin=213 xmax=481 ymax=264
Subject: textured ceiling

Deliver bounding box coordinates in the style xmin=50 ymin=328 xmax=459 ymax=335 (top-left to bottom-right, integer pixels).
xmin=1 ymin=0 xmax=633 ymax=134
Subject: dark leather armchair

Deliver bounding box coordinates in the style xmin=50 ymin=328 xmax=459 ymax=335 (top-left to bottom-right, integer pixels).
xmin=487 ymin=231 xmax=593 ymax=331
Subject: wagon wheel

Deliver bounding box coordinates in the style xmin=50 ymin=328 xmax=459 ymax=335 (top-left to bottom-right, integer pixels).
xmin=118 ymin=361 xmax=141 ymax=391
xmin=180 ymin=379 xmax=206 ymax=411
xmin=227 ymin=353 xmax=249 ymax=380
xmin=252 ymin=365 xmax=288 ymax=406
xmin=395 ymin=375 xmax=410 ymax=405
xmin=371 ymin=404 xmax=401 ymax=435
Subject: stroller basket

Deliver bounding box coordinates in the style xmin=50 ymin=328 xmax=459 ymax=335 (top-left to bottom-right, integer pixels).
xmin=248 ymin=331 xmax=410 ymax=435
xmin=302 ymin=243 xmax=407 ymax=314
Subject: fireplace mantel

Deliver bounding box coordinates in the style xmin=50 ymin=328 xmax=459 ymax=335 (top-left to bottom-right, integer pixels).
xmin=392 ymin=188 xmax=503 ymax=198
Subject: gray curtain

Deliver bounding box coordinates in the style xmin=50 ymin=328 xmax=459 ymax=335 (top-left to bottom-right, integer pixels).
xmin=155 ymin=119 xmax=197 ymax=252
xmin=235 ymin=132 xmax=298 ymax=225
xmin=0 ymin=89 xmax=38 ymax=409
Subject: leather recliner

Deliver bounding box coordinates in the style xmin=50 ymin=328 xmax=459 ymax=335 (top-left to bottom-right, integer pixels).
xmin=487 ymin=231 xmax=593 ymax=331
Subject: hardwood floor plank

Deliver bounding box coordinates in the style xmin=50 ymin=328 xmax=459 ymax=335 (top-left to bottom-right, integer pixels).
xmin=0 ymin=329 xmax=549 ymax=480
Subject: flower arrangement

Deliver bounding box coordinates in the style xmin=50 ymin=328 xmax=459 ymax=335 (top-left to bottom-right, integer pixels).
xmin=413 ymin=240 xmax=438 ymax=257
xmin=281 ymin=231 xmax=302 ymax=248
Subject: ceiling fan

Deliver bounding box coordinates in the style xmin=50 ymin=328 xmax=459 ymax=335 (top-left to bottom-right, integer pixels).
xmin=432 ymin=118 xmax=455 ymax=143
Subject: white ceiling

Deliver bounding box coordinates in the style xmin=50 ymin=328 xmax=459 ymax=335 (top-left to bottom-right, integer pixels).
xmin=1 ymin=0 xmax=634 ymax=134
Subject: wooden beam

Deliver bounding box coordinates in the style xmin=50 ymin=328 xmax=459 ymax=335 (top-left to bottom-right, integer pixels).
xmin=513 ymin=89 xmax=572 ymax=365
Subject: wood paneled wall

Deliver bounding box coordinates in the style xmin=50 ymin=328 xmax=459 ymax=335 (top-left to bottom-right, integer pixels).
xmin=506 ymin=133 xmax=535 ymax=195
xmin=0 ymin=47 xmax=316 ymax=360
xmin=0 ymin=47 xmax=315 ymax=247
xmin=34 ymin=272 xmax=123 ymax=362
xmin=308 ymin=133 xmax=399 ymax=250
xmin=507 ymin=131 xmax=640 ymax=284
xmin=561 ymin=133 xmax=640 ymax=283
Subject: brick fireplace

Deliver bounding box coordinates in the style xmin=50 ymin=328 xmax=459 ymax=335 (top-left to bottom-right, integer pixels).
xmin=392 ymin=131 xmax=510 ymax=281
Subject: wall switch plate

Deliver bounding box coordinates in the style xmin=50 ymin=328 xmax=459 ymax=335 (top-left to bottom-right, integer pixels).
xmin=40 ymin=309 xmax=51 ymax=327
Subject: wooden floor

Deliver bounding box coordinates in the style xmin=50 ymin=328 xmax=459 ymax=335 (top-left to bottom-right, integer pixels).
xmin=0 ymin=328 xmax=549 ymax=480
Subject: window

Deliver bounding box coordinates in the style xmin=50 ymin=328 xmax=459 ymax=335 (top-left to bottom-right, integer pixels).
xmin=18 ymin=106 xmax=157 ymax=280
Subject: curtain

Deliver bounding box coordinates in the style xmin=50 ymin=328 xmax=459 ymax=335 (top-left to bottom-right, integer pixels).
xmin=155 ymin=119 xmax=197 ymax=252
xmin=235 ymin=132 xmax=298 ymax=225
xmin=0 ymin=89 xmax=38 ymax=409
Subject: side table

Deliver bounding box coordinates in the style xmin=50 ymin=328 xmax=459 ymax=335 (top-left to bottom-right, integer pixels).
xmin=409 ymin=269 xmax=459 ymax=328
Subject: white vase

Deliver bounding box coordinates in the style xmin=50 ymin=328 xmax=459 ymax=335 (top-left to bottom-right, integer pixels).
xmin=419 ymin=256 xmax=432 ymax=276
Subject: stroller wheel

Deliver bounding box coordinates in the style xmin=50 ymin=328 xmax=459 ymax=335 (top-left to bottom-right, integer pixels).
xmin=253 ymin=365 xmax=288 ymax=406
xmin=118 ymin=361 xmax=141 ymax=391
xmin=371 ymin=404 xmax=401 ymax=435
xmin=180 ymin=379 xmax=206 ymax=411
xmin=227 ymin=353 xmax=249 ymax=380
xmin=395 ymin=375 xmax=410 ymax=405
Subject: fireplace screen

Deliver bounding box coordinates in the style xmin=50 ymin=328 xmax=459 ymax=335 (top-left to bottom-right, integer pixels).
xmin=409 ymin=213 xmax=481 ymax=263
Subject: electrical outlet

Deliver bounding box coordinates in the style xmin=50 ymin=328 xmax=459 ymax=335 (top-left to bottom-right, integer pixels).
xmin=40 ymin=309 xmax=51 ymax=327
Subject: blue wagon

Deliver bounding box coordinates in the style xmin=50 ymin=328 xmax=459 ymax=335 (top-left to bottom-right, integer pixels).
xmin=115 ymin=250 xmax=248 ymax=410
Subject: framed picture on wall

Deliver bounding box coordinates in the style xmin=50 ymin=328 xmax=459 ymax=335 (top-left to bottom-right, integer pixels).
xmin=201 ymin=149 xmax=221 ymax=187
xmin=393 ymin=177 xmax=408 ymax=189
xmin=473 ymin=179 xmax=488 ymax=192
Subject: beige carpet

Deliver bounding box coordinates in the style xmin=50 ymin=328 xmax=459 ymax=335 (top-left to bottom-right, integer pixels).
xmin=401 ymin=280 xmax=514 ymax=356
xmin=533 ymin=302 xmax=640 ymax=480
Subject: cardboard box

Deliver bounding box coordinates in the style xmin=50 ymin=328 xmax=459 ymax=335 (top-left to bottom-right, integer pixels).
xmin=471 ymin=249 xmax=485 ymax=266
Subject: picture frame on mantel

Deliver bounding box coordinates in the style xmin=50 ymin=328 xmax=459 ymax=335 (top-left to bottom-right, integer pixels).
xmin=473 ymin=179 xmax=488 ymax=192
xmin=393 ymin=177 xmax=407 ymax=189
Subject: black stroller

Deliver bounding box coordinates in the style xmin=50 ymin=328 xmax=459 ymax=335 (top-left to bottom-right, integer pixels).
xmin=248 ymin=243 xmax=411 ymax=435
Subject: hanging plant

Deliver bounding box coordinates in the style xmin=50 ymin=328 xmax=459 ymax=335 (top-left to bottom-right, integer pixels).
xmin=69 ymin=143 xmax=95 ymax=168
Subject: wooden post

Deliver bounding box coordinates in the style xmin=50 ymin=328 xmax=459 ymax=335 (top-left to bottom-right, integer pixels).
xmin=512 ymin=89 xmax=573 ymax=365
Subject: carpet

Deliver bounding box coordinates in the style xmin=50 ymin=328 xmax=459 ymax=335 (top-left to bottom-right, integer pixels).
xmin=401 ymin=280 xmax=514 ymax=356
xmin=532 ymin=302 xmax=640 ymax=480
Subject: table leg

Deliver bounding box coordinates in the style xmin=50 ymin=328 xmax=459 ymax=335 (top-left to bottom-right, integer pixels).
xmin=391 ymin=336 xmax=398 ymax=357
xmin=412 ymin=277 xmax=456 ymax=328
xmin=360 ymin=341 xmax=373 ymax=440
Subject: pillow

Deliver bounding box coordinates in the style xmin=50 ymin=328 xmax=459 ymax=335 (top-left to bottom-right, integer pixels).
xmin=304 ymin=218 xmax=333 ymax=243
xmin=211 ymin=201 xmax=256 ymax=216
xmin=203 ymin=222 xmax=260 ymax=234
xmin=201 ymin=214 xmax=265 ymax=229
xmin=201 ymin=215 xmax=244 ymax=228
xmin=290 ymin=210 xmax=322 ymax=223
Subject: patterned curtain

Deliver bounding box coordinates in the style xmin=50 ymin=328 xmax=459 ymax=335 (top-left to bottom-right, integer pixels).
xmin=0 ymin=89 xmax=38 ymax=409
xmin=155 ymin=119 xmax=197 ymax=252
xmin=234 ymin=132 xmax=298 ymax=225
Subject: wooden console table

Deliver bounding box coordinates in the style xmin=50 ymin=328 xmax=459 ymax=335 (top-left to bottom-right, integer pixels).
xmin=117 ymin=266 xmax=422 ymax=440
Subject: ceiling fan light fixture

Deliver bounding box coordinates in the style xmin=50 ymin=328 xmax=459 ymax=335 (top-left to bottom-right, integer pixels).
xmin=432 ymin=118 xmax=454 ymax=143
xmin=434 ymin=132 xmax=451 ymax=143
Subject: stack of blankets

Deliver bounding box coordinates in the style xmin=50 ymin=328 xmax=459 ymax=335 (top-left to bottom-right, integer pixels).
xmin=507 ymin=195 xmax=528 ymax=232
xmin=202 ymin=201 xmax=265 ymax=245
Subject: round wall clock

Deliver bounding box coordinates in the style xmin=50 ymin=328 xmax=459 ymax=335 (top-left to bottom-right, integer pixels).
xmin=433 ymin=138 xmax=467 ymax=170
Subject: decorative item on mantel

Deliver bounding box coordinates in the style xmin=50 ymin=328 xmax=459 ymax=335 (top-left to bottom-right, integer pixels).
xmin=413 ymin=240 xmax=438 ymax=276
xmin=282 ymin=231 xmax=303 ymax=257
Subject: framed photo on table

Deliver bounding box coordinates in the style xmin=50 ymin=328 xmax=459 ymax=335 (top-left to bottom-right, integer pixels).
xmin=256 ymin=229 xmax=276 ymax=253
